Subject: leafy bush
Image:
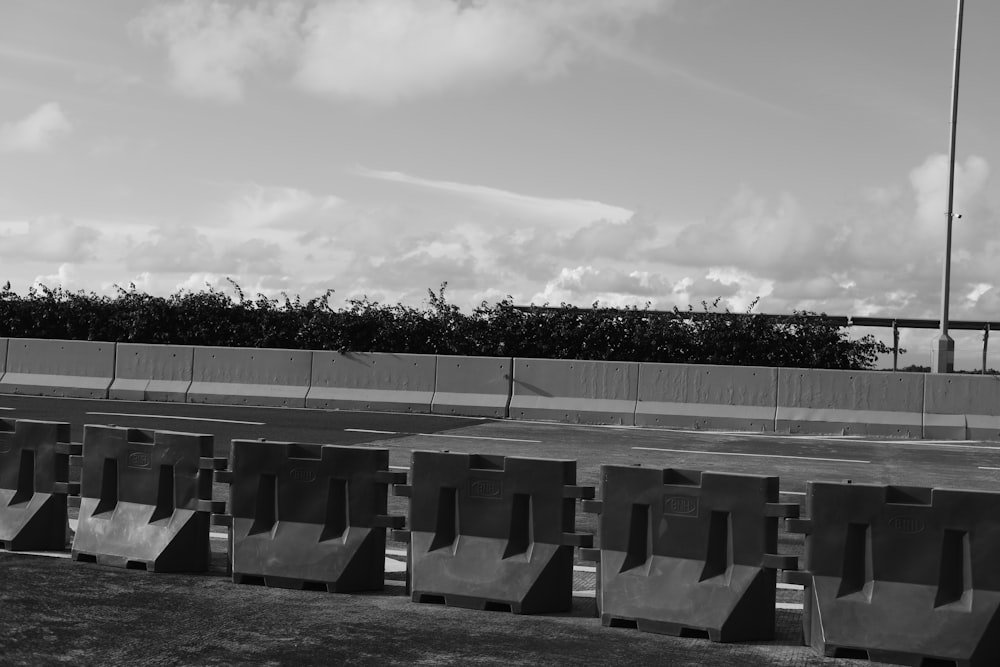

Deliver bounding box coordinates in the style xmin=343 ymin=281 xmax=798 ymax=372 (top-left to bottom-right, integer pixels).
xmin=0 ymin=281 xmax=890 ymax=369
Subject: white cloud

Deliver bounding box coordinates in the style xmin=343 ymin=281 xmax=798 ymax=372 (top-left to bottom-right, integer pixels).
xmin=133 ymin=0 xmax=669 ymax=103
xmin=0 ymin=103 xmax=72 ymax=152
xmin=226 ymin=183 xmax=342 ymax=227
xmin=356 ymin=166 xmax=633 ymax=226
xmin=0 ymin=217 xmax=99 ymax=261
xmin=132 ymin=1 xmax=302 ymax=102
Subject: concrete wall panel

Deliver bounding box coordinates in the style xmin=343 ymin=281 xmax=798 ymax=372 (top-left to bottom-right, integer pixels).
xmin=110 ymin=343 xmax=195 ymax=402
xmin=188 ymin=346 xmax=311 ymax=407
xmin=432 ymin=356 xmax=511 ymax=418
xmin=510 ymin=358 xmax=638 ymax=425
xmin=923 ymin=374 xmax=1000 ymax=440
xmin=635 ymin=363 xmax=777 ymax=431
xmin=307 ymin=352 xmax=436 ymax=413
xmin=0 ymin=338 xmax=114 ymax=398
xmin=776 ymin=368 xmax=923 ymax=437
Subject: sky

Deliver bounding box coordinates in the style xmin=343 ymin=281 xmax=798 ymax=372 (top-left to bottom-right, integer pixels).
xmin=1 ymin=0 xmax=999 ymax=369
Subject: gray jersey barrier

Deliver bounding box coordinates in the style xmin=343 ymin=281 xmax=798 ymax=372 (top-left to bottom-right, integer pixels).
xmin=923 ymin=374 xmax=1000 ymax=440
xmin=187 ymin=346 xmax=312 ymax=408
xmin=510 ymin=358 xmax=639 ymax=425
xmin=0 ymin=337 xmax=7 ymax=378
xmin=0 ymin=338 xmax=115 ymax=399
xmin=775 ymin=368 xmax=924 ymax=437
xmin=306 ymin=352 xmax=436 ymax=413
xmin=431 ymin=355 xmax=511 ymax=418
xmin=635 ymin=363 xmax=777 ymax=432
xmin=110 ymin=343 xmax=194 ymax=402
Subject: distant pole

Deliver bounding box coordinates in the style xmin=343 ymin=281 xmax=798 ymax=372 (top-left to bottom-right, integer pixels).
xmin=935 ymin=0 xmax=964 ymax=374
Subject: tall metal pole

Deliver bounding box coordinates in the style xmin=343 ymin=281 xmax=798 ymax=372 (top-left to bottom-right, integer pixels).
xmin=935 ymin=0 xmax=964 ymax=373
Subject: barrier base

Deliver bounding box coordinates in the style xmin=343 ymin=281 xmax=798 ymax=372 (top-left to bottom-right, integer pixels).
xmin=0 ymin=491 xmax=69 ymax=551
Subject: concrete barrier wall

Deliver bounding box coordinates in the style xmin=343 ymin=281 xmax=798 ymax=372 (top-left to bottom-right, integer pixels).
xmin=635 ymin=363 xmax=777 ymax=431
xmin=187 ymin=346 xmax=312 ymax=407
xmin=110 ymin=343 xmax=194 ymax=402
xmin=510 ymin=358 xmax=638 ymax=425
xmin=0 ymin=338 xmax=7 ymax=378
xmin=0 ymin=338 xmax=115 ymax=398
xmin=307 ymin=352 xmax=436 ymax=413
xmin=432 ymin=355 xmax=511 ymax=418
xmin=776 ymin=368 xmax=924 ymax=437
xmin=924 ymin=374 xmax=1000 ymax=440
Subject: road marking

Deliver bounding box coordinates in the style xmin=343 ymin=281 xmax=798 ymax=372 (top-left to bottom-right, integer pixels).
xmin=345 ymin=428 xmax=542 ymax=444
xmin=780 ymin=491 xmax=806 ymax=496
xmin=0 ymin=407 xmax=14 ymax=411
xmin=383 ymin=580 xmax=406 ymax=587
xmin=389 ymin=465 xmax=410 ymax=471
xmin=0 ymin=550 xmax=72 ymax=559
xmin=777 ymin=602 xmax=804 ymax=610
xmin=386 ymin=548 xmax=407 ymax=557
xmin=87 ymin=412 xmax=265 ymax=426
xmin=979 ymin=466 xmax=1000 ymax=471
xmin=574 ymin=564 xmax=596 ymax=573
xmin=632 ymin=446 xmax=870 ymax=464
xmin=777 ymin=583 xmax=804 ymax=591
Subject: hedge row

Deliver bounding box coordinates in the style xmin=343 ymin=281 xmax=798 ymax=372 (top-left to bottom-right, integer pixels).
xmin=0 ymin=282 xmax=890 ymax=369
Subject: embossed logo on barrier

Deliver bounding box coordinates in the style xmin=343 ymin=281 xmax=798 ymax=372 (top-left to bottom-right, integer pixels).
xmin=470 ymin=478 xmax=503 ymax=499
xmin=290 ymin=468 xmax=317 ymax=483
xmin=663 ymin=495 xmax=698 ymax=517
xmin=127 ymin=451 xmax=151 ymax=469
xmin=888 ymin=516 xmax=925 ymax=534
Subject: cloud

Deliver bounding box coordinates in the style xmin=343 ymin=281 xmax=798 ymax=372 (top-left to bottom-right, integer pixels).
xmin=0 ymin=103 xmax=72 ymax=152
xmin=133 ymin=0 xmax=669 ymax=103
xmin=125 ymin=224 xmax=286 ymax=274
xmin=0 ymin=217 xmax=99 ymax=261
xmin=132 ymin=0 xmax=302 ymax=102
xmin=356 ymin=166 xmax=633 ymax=226
xmin=226 ymin=183 xmax=342 ymax=227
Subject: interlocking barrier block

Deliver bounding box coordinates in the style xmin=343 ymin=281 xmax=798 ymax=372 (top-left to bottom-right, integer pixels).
xmin=0 ymin=337 xmax=8 ymax=377
xmin=70 ymin=425 xmax=226 ymax=572
xmin=787 ymin=482 xmax=1000 ymax=666
xmin=394 ymin=450 xmax=594 ymax=614
xmin=635 ymin=364 xmax=777 ymax=432
xmin=776 ymin=368 xmax=924 ymax=437
xmin=582 ymin=465 xmax=799 ymax=642
xmin=923 ymin=374 xmax=1000 ymax=440
xmin=306 ymin=352 xmax=436 ymax=413
xmin=1 ymin=419 xmax=77 ymax=551
xmin=510 ymin=358 xmax=639 ymax=425
xmin=0 ymin=338 xmax=114 ymax=399
xmin=215 ymin=440 xmax=405 ymax=592
xmin=431 ymin=355 xmax=511 ymax=418
xmin=187 ymin=346 xmax=311 ymax=408
xmin=110 ymin=343 xmax=194 ymax=402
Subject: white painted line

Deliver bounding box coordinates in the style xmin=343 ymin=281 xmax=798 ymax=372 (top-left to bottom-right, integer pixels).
xmin=386 ymin=548 xmax=407 ymax=557
xmin=345 ymin=429 xmax=398 ymax=435
xmin=389 ymin=465 xmax=410 ymax=471
xmin=0 ymin=406 xmax=14 ymax=410
xmin=632 ymin=446 xmax=870 ymax=465
xmin=574 ymin=590 xmax=596 ymax=598
xmin=574 ymin=564 xmax=596 ymax=573
xmin=69 ymin=519 xmax=78 ymax=531
xmin=87 ymin=412 xmax=265 ymax=426
xmin=0 ymin=549 xmax=72 ymax=559
xmin=776 ymin=602 xmax=804 ymax=610
xmin=979 ymin=466 xmax=1000 ymax=471
xmin=777 ymin=583 xmax=804 ymax=591
xmin=383 ymin=580 xmax=406 ymax=587
xmin=210 ymin=531 xmax=228 ymax=540
xmin=780 ymin=491 xmax=806 ymax=496
xmin=384 ymin=558 xmax=407 ymax=573
xmin=417 ymin=433 xmax=543 ymax=444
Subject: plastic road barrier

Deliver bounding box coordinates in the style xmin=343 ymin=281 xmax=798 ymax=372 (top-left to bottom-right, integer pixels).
xmin=786 ymin=481 xmax=1000 ymax=665
xmin=776 ymin=368 xmax=924 ymax=437
xmin=187 ymin=346 xmax=312 ymax=408
xmin=510 ymin=358 xmax=639 ymax=425
xmin=214 ymin=439 xmax=405 ymax=591
xmin=69 ymin=425 xmax=226 ymax=572
xmin=0 ymin=338 xmax=115 ymax=399
xmin=581 ymin=465 xmax=799 ymax=642
xmin=431 ymin=355 xmax=511 ymax=418
xmin=306 ymin=352 xmax=436 ymax=413
xmin=110 ymin=343 xmax=194 ymax=402
xmin=635 ymin=364 xmax=777 ymax=431
xmin=394 ymin=450 xmax=594 ymax=614
xmin=0 ymin=419 xmax=78 ymax=551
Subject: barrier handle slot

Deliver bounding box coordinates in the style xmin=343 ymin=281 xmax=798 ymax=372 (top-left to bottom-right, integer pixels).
xmin=55 ymin=442 xmax=83 ymax=456
xmin=766 ymin=502 xmax=800 ymax=518
xmin=200 ymin=457 xmax=228 ymax=470
xmin=564 ymin=485 xmax=596 ymax=499
xmin=375 ymin=471 xmax=408 ymax=485
xmin=391 ymin=529 xmax=411 ymax=543
xmin=67 ymin=496 xmax=81 ymax=509
xmin=214 ymin=470 xmax=234 ymax=484
xmin=212 ymin=514 xmax=233 ymax=528
xmin=579 ymin=548 xmax=601 ymax=562
xmin=52 ymin=482 xmax=80 ymax=495
xmin=781 ymin=570 xmax=812 ymax=587
xmin=563 ymin=532 xmax=594 ymax=548
xmin=763 ymin=554 xmax=799 ymax=570
xmin=197 ymin=500 xmax=227 ymax=513
xmin=373 ymin=515 xmax=406 ymax=530
xmin=393 ymin=484 xmax=412 ymax=498
xmin=581 ymin=499 xmax=603 ymax=515
xmin=785 ymin=518 xmax=812 ymax=534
